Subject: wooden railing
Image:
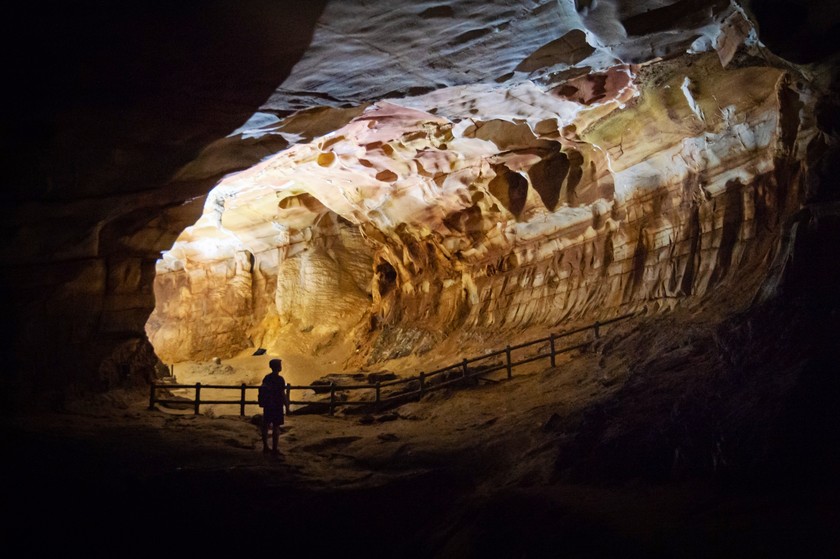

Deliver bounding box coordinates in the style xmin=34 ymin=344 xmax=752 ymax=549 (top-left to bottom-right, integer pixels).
xmin=148 ymin=313 xmax=636 ymax=416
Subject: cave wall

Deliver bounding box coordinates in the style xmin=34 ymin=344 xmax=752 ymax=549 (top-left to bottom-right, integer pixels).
xmin=147 ymin=49 xmax=819 ymax=370
xmin=3 ymin=1 xmax=327 ymax=403
xmin=4 ymin=0 xmax=838 ymax=403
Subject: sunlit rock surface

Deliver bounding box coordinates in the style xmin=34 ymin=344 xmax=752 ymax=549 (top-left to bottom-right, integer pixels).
xmin=147 ymin=41 xmax=819 ymax=370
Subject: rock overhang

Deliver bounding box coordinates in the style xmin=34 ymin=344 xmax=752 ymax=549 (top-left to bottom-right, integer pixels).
xmin=5 ymin=0 xmax=838 ymax=394
xmin=147 ymin=16 xmax=818 ymax=370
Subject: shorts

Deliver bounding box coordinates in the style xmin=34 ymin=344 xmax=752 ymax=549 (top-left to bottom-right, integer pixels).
xmin=263 ymin=408 xmax=285 ymax=426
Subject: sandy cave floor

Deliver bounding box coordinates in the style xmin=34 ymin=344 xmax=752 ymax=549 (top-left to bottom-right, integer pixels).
xmin=4 ymin=306 xmax=840 ymax=557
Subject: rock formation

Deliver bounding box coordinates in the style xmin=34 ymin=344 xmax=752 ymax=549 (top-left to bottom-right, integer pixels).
xmin=4 ymin=1 xmax=838 ymax=398
xmin=147 ymin=7 xmax=822 ymax=374
xmin=5 ymin=4 xmax=840 ymax=556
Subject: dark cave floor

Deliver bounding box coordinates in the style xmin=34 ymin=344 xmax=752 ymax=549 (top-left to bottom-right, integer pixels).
xmin=5 ymin=292 xmax=840 ymax=558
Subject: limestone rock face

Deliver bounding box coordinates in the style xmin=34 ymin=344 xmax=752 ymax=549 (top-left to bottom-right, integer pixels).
xmin=147 ymin=43 xmax=819 ymax=370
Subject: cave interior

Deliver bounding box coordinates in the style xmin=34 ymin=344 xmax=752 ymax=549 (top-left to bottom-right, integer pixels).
xmin=3 ymin=1 xmax=840 ymax=556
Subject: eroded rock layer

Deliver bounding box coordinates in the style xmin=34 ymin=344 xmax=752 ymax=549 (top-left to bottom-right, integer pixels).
xmin=147 ymin=49 xmax=818 ymax=369
xmin=8 ymin=0 xmax=837 ymax=398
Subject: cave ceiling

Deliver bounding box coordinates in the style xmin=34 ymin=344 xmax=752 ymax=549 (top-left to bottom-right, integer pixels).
xmin=3 ymin=0 xmax=838 ymax=390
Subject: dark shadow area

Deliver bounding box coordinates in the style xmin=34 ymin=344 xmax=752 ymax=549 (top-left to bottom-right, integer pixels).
xmin=0 ymin=0 xmax=326 ymax=411
xmin=748 ymin=0 xmax=840 ymax=63
xmin=3 ymin=0 xmax=326 ymax=203
xmin=1 ymin=423 xmax=472 ymax=557
xmin=488 ymin=168 xmax=529 ymax=218
xmin=529 ymin=151 xmax=568 ymax=211
xmin=514 ymin=29 xmax=595 ymax=73
xmin=621 ymin=0 xmax=730 ymax=37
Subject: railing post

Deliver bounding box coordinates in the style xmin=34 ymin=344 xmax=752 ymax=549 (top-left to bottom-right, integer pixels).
xmin=194 ymin=383 xmax=201 ymax=415
xmin=140 ymin=316 xmax=629 ymax=419
xmin=286 ymin=383 xmax=292 ymax=414
xmin=549 ymin=334 xmax=556 ymax=368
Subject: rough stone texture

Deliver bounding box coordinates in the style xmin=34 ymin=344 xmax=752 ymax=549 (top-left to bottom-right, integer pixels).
xmin=3 ymin=1 xmax=838 ymax=399
xmin=147 ymin=46 xmax=818 ymax=370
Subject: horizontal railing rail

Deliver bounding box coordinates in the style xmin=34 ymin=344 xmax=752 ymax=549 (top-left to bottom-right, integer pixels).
xmin=148 ymin=313 xmax=636 ymax=416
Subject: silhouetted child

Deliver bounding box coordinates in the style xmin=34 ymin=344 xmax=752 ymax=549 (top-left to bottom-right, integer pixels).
xmin=258 ymin=358 xmax=289 ymax=454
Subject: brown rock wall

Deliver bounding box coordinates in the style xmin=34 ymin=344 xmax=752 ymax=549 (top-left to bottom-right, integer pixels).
xmin=147 ymin=53 xmax=816 ymax=371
